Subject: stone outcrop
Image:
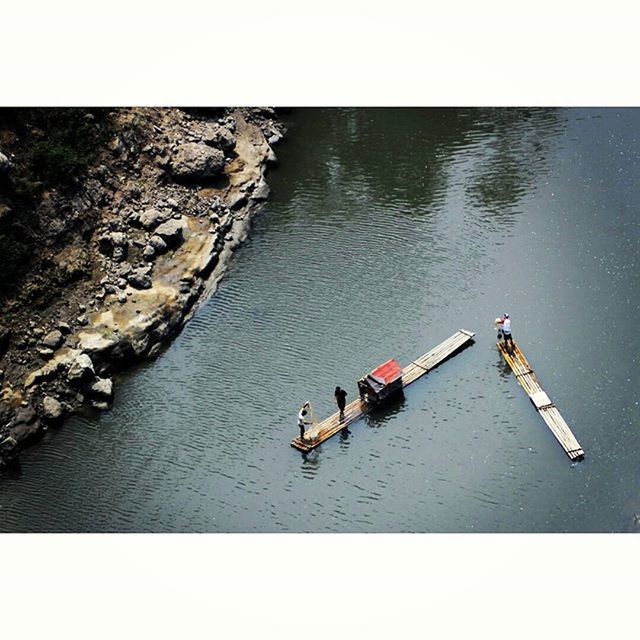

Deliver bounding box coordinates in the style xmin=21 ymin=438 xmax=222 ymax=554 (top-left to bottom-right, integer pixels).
xmin=0 ymin=107 xmax=285 ymax=469
xmin=170 ymin=143 xmax=225 ymax=182
xmin=154 ymin=218 xmax=185 ymax=248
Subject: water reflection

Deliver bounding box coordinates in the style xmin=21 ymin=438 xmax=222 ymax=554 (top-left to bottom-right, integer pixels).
xmin=495 ymin=353 xmax=513 ymax=379
xmin=365 ymin=392 xmax=407 ymax=429
xmin=467 ymin=109 xmax=565 ymax=222
xmin=339 ymin=426 xmax=351 ymax=445
xmin=286 ymin=108 xmax=565 ymax=228
xmin=300 ymin=449 xmax=322 ymax=478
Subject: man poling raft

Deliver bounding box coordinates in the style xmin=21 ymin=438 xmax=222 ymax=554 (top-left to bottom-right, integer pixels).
xmin=494 ymin=312 xmax=513 ymax=354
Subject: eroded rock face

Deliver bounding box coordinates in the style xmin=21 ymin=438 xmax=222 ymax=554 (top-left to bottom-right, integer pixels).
xmin=170 ymin=143 xmax=225 ymax=182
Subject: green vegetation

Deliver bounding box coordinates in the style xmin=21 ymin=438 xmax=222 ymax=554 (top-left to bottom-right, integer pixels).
xmin=0 ymin=108 xmax=111 ymax=296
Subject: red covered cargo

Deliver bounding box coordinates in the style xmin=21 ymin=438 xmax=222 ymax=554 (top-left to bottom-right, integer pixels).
xmin=357 ymin=358 xmax=404 ymax=404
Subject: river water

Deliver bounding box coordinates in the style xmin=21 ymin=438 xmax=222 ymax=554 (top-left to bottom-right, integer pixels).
xmin=1 ymin=108 xmax=638 ymax=532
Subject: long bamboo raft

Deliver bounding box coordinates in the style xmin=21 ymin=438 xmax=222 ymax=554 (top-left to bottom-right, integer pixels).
xmin=498 ymin=341 xmax=584 ymax=460
xmin=291 ymin=329 xmax=475 ymax=452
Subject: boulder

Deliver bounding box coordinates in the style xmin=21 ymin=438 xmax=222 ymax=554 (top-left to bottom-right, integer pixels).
xmin=67 ymin=353 xmax=95 ymax=383
xmin=9 ymin=422 xmax=40 ymax=444
xmin=201 ymin=124 xmax=236 ymax=152
xmin=42 ymin=329 xmax=64 ymax=350
xmin=170 ymin=143 xmax=225 ymax=182
xmin=42 ymin=396 xmax=63 ymax=421
xmin=251 ymin=178 xmax=271 ymax=201
xmin=111 ymin=232 xmax=128 ymax=262
xmin=13 ymin=405 xmax=37 ymax=426
xmin=117 ymin=263 xmax=133 ymax=278
xmin=228 ymin=191 xmax=247 ymax=210
xmin=149 ymin=235 xmax=168 ymax=254
xmin=58 ymin=322 xmax=72 ymax=334
xmin=0 ymin=151 xmax=11 ymax=174
xmin=266 ymin=147 xmax=278 ymax=165
xmin=139 ymin=208 xmax=170 ymax=230
xmin=90 ymin=377 xmax=113 ymax=401
xmin=142 ymin=244 xmax=156 ymax=261
xmin=267 ymin=129 xmax=283 ymax=146
xmin=97 ymin=234 xmax=112 ymax=255
xmin=0 ymin=436 xmax=18 ymax=456
xmin=111 ymin=232 xmax=127 ymax=246
xmin=154 ymin=219 xmax=185 ymax=248
xmin=77 ymin=331 xmax=117 ymax=354
xmin=127 ymin=268 xmax=152 ymax=290
xmin=37 ymin=346 xmax=55 ymax=359
xmin=98 ymin=231 xmax=129 ymax=261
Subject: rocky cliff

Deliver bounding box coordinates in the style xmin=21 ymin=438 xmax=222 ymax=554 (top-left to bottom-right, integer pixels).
xmin=0 ymin=107 xmax=285 ymax=468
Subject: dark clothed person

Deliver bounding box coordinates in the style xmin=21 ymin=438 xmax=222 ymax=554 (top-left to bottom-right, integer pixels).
xmin=335 ymin=386 xmax=348 ymax=420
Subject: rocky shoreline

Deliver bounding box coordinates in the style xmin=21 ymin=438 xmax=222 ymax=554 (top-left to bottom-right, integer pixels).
xmin=0 ymin=107 xmax=285 ymax=469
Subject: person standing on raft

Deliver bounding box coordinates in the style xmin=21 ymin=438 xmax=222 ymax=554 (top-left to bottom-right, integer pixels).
xmin=297 ymin=401 xmax=313 ymax=440
xmin=334 ymin=386 xmax=348 ymax=421
xmin=495 ymin=313 xmax=514 ymax=353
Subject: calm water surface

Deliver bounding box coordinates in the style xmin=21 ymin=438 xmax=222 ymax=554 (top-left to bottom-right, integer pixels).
xmin=1 ymin=108 xmax=638 ymax=532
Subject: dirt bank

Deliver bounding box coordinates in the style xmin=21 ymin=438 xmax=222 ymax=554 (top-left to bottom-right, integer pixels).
xmin=0 ymin=107 xmax=284 ymax=468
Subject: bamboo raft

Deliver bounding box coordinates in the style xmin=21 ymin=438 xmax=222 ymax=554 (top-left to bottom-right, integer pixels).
xmin=291 ymin=329 xmax=475 ymax=452
xmin=498 ymin=341 xmax=584 ymax=460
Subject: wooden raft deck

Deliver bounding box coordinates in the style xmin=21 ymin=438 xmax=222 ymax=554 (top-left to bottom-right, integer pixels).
xmin=291 ymin=329 xmax=475 ymax=452
xmin=498 ymin=341 xmax=584 ymax=461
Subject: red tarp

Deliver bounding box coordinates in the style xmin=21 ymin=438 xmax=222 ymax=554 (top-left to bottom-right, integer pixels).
xmin=370 ymin=358 xmax=403 ymax=385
